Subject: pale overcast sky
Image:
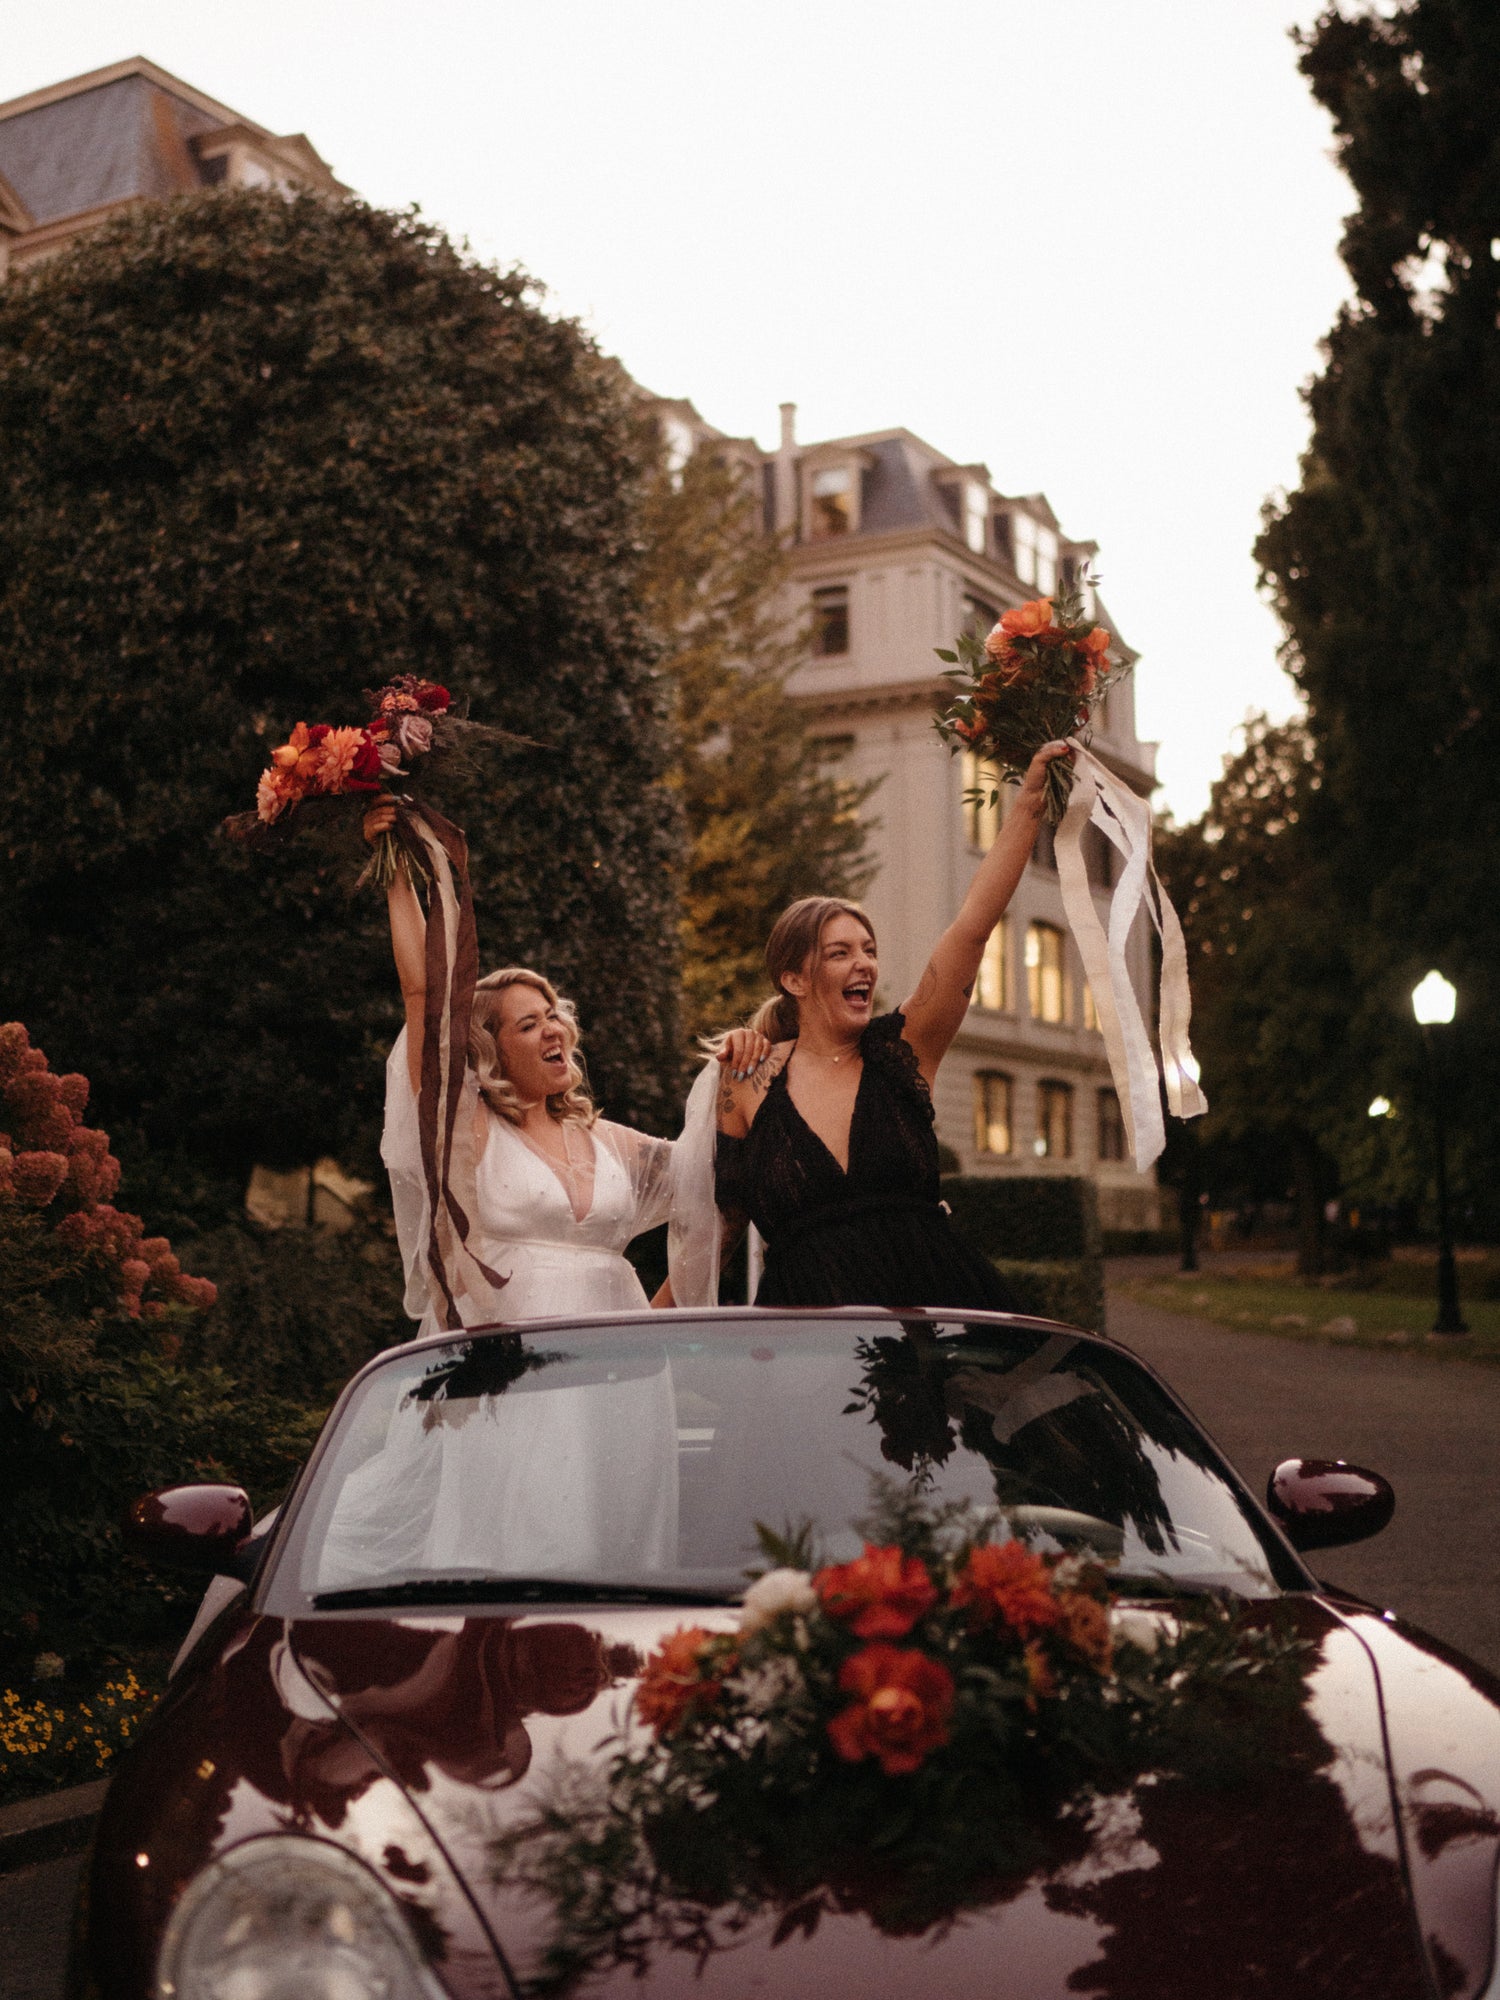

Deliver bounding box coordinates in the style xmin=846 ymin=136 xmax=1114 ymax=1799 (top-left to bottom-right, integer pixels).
xmin=10 ymin=1 xmax=1353 ymax=820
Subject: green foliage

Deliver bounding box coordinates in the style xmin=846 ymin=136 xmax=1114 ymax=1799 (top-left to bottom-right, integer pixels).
xmin=639 ymin=442 xmax=873 ymax=1040
xmin=1254 ymin=1 xmax=1500 ymax=1235
xmin=0 ymin=190 xmax=684 ymax=1230
xmin=941 ymin=1174 xmax=1101 ymax=1262
xmin=989 ymin=1258 xmax=1105 ymax=1333
xmin=176 ymin=1219 xmax=412 ymax=1403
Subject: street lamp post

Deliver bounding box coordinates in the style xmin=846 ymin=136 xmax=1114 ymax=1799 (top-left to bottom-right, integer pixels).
xmin=1411 ymin=971 xmax=1467 ymax=1336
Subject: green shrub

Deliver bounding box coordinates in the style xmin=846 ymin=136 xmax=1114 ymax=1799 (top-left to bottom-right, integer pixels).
xmin=942 ymin=1175 xmax=1102 ymax=1262
xmin=1103 ymin=1228 xmax=1179 ymax=1256
xmin=991 ymin=1258 xmax=1106 ymax=1332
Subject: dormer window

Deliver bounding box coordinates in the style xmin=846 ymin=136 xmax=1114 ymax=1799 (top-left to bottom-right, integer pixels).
xmin=1013 ymin=513 xmax=1058 ymax=595
xmin=810 ymin=466 xmax=853 ymax=539
xmin=963 ymin=481 xmax=990 ymax=555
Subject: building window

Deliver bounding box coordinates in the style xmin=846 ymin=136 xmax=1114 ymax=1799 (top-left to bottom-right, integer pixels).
xmin=961 ymin=749 xmax=1004 ymax=850
xmin=1035 ymin=1080 xmax=1073 ymax=1159
xmin=1097 ymin=1088 xmax=1126 ymax=1162
xmin=1082 ymin=981 xmax=1100 ymax=1032
xmin=973 ymin=1072 xmax=1013 ymax=1155
xmin=963 ymin=482 xmax=990 ymax=555
xmin=1083 ymin=822 xmax=1115 ymax=890
xmin=811 ymin=585 xmax=850 ymax=656
xmin=973 ymin=923 xmax=1006 ymax=1010
xmin=1026 ymin=922 xmax=1069 ymax=1024
xmin=1013 ymin=513 xmax=1058 ymax=595
xmin=810 ymin=466 xmax=853 ymax=539
xmin=962 ymin=593 xmax=998 ymax=641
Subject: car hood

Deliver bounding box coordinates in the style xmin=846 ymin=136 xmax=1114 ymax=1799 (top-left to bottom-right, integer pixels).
xmin=281 ymin=1593 xmax=1473 ymax=2000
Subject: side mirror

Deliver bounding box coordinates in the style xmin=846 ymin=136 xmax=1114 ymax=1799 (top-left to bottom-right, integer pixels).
xmin=125 ymin=1483 xmax=253 ymax=1576
xmin=1267 ymin=1458 xmax=1395 ymax=1552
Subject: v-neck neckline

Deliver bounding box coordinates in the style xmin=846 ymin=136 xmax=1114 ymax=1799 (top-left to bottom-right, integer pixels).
xmin=502 ymin=1117 xmax=599 ymax=1225
xmin=777 ymin=1046 xmax=867 ymax=1180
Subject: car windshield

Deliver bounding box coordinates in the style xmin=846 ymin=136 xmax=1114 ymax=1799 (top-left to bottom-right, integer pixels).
xmin=264 ymin=1317 xmax=1297 ymax=1614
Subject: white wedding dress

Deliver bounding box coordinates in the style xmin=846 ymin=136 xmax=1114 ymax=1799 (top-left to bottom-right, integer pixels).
xmin=380 ymin=1031 xmax=722 ymax=1332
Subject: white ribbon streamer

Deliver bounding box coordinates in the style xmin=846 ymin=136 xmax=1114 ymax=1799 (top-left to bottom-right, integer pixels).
xmin=1053 ymin=741 xmax=1207 ymax=1171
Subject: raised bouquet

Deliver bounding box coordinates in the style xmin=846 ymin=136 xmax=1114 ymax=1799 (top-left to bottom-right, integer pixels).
xmin=934 ymin=570 xmax=1127 ymax=823
xmin=501 ymin=1484 xmax=1317 ymax=1976
xmin=222 ymin=673 xmax=530 ymax=887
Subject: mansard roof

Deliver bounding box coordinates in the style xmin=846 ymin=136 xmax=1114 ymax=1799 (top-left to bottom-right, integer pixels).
xmin=0 ymin=58 xmax=341 ymax=227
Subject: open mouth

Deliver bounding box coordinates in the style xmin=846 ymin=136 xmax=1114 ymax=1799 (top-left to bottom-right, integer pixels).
xmin=842 ymin=981 xmax=873 ymax=1011
xmin=542 ymin=1048 xmax=568 ymax=1073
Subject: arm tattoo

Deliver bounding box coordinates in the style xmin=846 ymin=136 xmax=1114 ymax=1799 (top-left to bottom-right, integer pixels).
xmin=718 ymin=1077 xmax=736 ymax=1119
xmin=752 ymin=1052 xmax=786 ymax=1094
xmin=911 ymin=961 xmax=938 ymax=1009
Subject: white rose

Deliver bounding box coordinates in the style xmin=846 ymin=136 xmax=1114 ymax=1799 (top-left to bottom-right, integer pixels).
xmin=739 ymin=1568 xmax=818 ymax=1635
xmin=1109 ymin=1608 xmax=1163 ymax=1656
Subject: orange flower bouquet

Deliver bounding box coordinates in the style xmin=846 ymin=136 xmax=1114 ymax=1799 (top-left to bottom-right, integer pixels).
xmin=934 ymin=569 xmax=1127 ymax=823
xmin=223 ymin=674 xmax=534 ymax=888
xmin=500 ymin=1482 xmax=1315 ymax=1972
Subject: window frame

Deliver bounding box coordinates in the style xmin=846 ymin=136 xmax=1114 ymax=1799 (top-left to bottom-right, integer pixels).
xmin=811 ymin=583 xmax=851 ymax=657
xmin=972 ymin=1070 xmax=1014 ymax=1157
xmin=1025 ymin=920 xmax=1070 ymax=1025
xmin=1036 ymin=1078 xmax=1074 ymax=1160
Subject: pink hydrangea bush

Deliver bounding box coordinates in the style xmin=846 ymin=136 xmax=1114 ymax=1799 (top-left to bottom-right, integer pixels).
xmin=0 ymin=1023 xmax=215 ymax=1321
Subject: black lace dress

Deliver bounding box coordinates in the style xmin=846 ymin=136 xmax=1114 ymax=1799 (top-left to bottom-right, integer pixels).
xmin=716 ymin=1011 xmax=1018 ymax=1311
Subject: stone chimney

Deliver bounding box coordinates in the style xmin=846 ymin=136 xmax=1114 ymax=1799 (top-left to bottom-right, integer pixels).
xmin=774 ymin=401 xmax=798 ymax=537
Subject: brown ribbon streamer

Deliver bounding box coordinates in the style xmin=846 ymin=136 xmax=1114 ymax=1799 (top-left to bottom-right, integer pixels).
xmin=392 ymin=800 xmax=509 ymax=1329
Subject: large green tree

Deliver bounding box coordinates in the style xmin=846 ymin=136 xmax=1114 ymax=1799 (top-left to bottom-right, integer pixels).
xmin=0 ymin=191 xmax=683 ymax=1222
xmin=1255 ymin=0 xmax=1500 ymax=1230
xmin=639 ymin=442 xmax=873 ymax=1042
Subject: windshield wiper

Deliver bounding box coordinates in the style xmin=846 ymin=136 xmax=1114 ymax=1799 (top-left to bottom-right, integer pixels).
xmin=311 ymin=1576 xmax=742 ymax=1612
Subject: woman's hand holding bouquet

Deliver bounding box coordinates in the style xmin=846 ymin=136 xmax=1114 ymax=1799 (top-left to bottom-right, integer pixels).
xmin=934 ymin=570 xmax=1124 ymax=824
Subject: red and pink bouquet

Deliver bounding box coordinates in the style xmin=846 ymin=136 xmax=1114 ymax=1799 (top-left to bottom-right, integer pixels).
xmin=934 ymin=570 xmax=1128 ymax=823
xmin=224 ymin=674 xmax=529 ymax=887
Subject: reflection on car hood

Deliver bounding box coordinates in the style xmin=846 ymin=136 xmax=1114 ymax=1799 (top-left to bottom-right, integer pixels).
xmin=281 ymin=1594 xmax=1460 ymax=2000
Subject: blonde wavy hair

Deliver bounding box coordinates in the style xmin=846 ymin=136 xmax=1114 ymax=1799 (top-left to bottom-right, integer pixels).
xmin=469 ymin=968 xmax=597 ymax=1127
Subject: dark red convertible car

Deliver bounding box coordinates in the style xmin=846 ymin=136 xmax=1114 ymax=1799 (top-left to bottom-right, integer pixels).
xmin=70 ymin=1308 xmax=1500 ymax=1999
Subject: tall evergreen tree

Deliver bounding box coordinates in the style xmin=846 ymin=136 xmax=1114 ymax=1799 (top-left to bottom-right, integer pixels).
xmin=1255 ymin=0 xmax=1500 ymax=1229
xmin=0 ymin=192 xmax=683 ymax=1223
xmin=638 ymin=443 xmax=873 ymax=1042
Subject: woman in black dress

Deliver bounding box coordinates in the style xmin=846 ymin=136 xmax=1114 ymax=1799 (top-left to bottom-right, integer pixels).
xmin=715 ymin=741 xmax=1071 ymax=1309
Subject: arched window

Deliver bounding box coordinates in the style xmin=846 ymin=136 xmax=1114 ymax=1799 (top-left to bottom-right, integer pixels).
xmin=973 ymin=921 xmax=1006 ymax=1011
xmin=1036 ymin=1080 xmax=1073 ymax=1159
xmin=1097 ymin=1088 xmax=1126 ymax=1162
xmin=1025 ymin=922 xmax=1069 ymax=1024
xmin=973 ymin=1072 xmax=1013 ymax=1156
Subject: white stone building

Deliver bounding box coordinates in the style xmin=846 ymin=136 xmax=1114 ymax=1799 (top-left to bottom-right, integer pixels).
xmin=658 ymin=396 xmax=1164 ymax=1232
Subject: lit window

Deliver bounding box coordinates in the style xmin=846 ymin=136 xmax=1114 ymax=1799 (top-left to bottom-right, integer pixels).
xmin=974 ymin=923 xmax=1006 ymax=1010
xmin=1012 ymin=514 xmax=1057 ymax=594
xmin=1097 ymin=1088 xmax=1126 ymax=1162
xmin=961 ymin=750 xmax=1003 ymax=850
xmin=1025 ymin=922 xmax=1068 ymax=1024
xmin=1035 ymin=1080 xmax=1073 ymax=1159
xmin=1082 ymin=981 xmax=1100 ymax=1032
xmin=964 ymin=482 xmax=990 ymax=555
xmin=811 ymin=585 xmax=850 ymax=656
xmin=810 ymin=466 xmax=853 ymax=539
xmin=973 ymin=1072 xmax=1013 ymax=1155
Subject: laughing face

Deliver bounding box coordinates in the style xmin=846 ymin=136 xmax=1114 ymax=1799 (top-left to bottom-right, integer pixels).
xmin=786 ymin=912 xmax=878 ymax=1041
xmin=494 ymin=982 xmax=577 ymax=1105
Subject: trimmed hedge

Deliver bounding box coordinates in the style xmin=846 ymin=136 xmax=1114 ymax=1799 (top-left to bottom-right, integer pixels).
xmin=943 ymin=1176 xmax=1104 ymax=1332
xmin=991 ymin=1258 xmax=1106 ymax=1333
xmin=942 ymin=1175 xmax=1102 ymax=1262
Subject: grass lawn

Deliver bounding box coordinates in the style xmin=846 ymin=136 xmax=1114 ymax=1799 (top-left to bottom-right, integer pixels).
xmin=1117 ymin=1262 xmax=1500 ymax=1363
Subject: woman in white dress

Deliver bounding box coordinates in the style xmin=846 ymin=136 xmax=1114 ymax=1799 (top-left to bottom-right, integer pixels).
xmin=364 ymin=801 xmax=763 ymax=1331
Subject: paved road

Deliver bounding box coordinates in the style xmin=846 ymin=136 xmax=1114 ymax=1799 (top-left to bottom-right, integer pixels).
xmin=0 ymin=1852 xmax=82 ymax=2000
xmin=1110 ymin=1287 xmax=1500 ymax=1672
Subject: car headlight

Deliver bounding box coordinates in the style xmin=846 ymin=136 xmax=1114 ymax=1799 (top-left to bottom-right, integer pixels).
xmin=155 ymin=1835 xmax=446 ymax=2000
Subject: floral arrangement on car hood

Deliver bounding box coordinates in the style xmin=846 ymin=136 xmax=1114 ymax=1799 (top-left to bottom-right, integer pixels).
xmin=497 ymin=1484 xmax=1321 ymax=1981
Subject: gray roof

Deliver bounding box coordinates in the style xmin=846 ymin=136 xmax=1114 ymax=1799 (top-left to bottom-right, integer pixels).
xmin=0 ymin=74 xmax=220 ymax=226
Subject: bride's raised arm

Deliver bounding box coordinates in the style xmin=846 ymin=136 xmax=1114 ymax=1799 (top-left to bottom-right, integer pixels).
xmin=899 ymin=740 xmax=1073 ymax=1081
xmin=365 ymin=801 xmax=426 ymax=1096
